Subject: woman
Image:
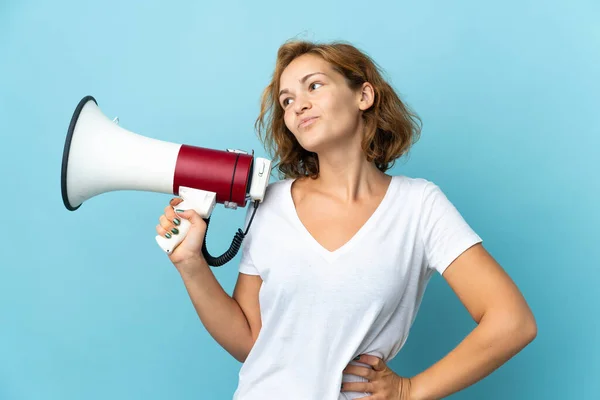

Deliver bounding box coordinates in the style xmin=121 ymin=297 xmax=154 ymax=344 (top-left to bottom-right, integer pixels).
xmin=156 ymin=40 xmax=537 ymax=400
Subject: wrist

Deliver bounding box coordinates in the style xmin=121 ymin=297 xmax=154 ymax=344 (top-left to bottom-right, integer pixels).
xmin=399 ymin=377 xmax=416 ymax=400
xmin=175 ymin=255 xmax=208 ymax=279
xmin=406 ymin=374 xmax=427 ymax=400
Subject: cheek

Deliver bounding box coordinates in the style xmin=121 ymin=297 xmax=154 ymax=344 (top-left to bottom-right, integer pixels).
xmin=322 ymin=92 xmax=350 ymax=118
xmin=283 ymin=111 xmax=294 ymax=131
xmin=322 ymin=93 xmax=356 ymax=125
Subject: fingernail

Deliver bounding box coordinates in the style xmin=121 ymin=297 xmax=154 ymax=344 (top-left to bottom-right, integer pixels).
xmin=171 ymin=227 xmax=179 ymax=235
xmin=175 ymin=209 xmax=185 ymax=213
xmin=165 ymin=233 xmax=172 ymax=239
xmin=353 ymin=356 xmax=360 ymax=361
xmin=173 ymin=218 xmax=180 ymax=226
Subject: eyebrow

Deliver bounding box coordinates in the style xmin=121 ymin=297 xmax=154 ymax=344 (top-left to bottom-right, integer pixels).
xmin=279 ymin=72 xmax=327 ymax=97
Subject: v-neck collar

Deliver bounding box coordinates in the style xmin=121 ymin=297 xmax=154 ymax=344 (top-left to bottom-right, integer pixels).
xmin=286 ymin=175 xmax=399 ymax=263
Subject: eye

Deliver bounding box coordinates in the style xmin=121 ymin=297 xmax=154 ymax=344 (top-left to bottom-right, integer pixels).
xmin=282 ymin=98 xmax=294 ymax=108
xmin=309 ymin=82 xmax=323 ymax=90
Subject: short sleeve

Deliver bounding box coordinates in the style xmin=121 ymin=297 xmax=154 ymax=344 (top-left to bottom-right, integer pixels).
xmin=238 ymin=204 xmax=260 ymax=276
xmin=419 ymin=181 xmax=483 ymax=275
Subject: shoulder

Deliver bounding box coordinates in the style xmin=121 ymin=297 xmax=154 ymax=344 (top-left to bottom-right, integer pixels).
xmin=240 ymin=178 xmax=295 ymax=250
xmin=390 ymin=174 xmax=435 ymax=200
xmin=261 ymin=178 xmax=293 ymax=205
xmin=243 ymin=178 xmax=292 ymax=223
xmin=386 ymin=175 xmax=454 ymax=218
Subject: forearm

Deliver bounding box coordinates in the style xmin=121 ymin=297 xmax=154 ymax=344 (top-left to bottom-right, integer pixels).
xmin=178 ymin=257 xmax=254 ymax=363
xmin=409 ymin=312 xmax=537 ymax=400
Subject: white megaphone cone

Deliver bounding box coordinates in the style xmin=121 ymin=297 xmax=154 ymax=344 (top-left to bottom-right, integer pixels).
xmin=61 ymin=96 xmax=271 ymax=266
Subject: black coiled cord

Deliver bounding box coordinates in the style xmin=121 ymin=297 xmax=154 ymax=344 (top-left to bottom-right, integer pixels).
xmin=200 ymin=200 xmax=260 ymax=267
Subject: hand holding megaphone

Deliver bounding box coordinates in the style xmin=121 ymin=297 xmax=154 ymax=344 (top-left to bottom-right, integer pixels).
xmin=156 ymin=197 xmax=209 ymax=266
xmin=155 ymin=186 xmax=216 ymax=256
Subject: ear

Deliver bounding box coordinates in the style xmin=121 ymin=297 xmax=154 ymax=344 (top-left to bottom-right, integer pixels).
xmin=357 ymin=82 xmax=375 ymax=111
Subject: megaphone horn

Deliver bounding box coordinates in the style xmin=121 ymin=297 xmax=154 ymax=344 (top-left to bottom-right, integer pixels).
xmin=61 ymin=95 xmax=272 ymax=266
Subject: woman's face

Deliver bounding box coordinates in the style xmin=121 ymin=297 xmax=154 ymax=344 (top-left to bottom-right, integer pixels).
xmin=278 ymin=54 xmax=372 ymax=153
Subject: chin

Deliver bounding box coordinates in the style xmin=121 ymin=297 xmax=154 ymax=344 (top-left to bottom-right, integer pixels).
xmin=299 ymin=133 xmax=325 ymax=149
xmin=294 ymin=130 xmax=321 ymax=152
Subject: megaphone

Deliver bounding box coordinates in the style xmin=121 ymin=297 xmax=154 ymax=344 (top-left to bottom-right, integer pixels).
xmin=61 ymin=95 xmax=272 ymax=266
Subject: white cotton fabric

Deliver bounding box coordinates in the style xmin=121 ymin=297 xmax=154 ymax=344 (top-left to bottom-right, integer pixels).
xmin=232 ymin=175 xmax=482 ymax=400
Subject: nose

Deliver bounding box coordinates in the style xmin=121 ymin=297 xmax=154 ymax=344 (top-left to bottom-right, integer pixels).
xmin=293 ymin=94 xmax=311 ymax=114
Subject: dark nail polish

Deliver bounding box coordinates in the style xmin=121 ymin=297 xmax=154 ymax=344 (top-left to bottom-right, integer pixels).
xmin=171 ymin=227 xmax=179 ymax=234
xmin=353 ymin=356 xmax=360 ymax=361
xmin=165 ymin=233 xmax=172 ymax=239
xmin=173 ymin=218 xmax=180 ymax=226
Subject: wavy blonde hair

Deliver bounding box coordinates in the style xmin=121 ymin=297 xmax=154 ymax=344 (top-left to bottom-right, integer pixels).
xmin=255 ymin=39 xmax=422 ymax=180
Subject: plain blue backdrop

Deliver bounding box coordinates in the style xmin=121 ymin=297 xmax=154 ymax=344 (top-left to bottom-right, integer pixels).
xmin=1 ymin=0 xmax=598 ymax=399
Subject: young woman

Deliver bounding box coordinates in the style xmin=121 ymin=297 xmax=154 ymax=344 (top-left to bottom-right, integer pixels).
xmin=156 ymin=40 xmax=537 ymax=400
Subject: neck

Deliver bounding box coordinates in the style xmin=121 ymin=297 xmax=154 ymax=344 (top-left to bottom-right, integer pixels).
xmin=309 ymin=142 xmax=390 ymax=203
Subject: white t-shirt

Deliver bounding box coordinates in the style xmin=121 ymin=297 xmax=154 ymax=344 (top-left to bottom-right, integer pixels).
xmin=232 ymin=175 xmax=482 ymax=400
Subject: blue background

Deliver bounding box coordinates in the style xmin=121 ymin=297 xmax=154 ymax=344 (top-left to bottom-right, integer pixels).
xmin=1 ymin=0 xmax=598 ymax=398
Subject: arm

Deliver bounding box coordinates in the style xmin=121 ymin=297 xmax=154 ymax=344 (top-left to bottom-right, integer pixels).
xmin=178 ymin=257 xmax=263 ymax=363
xmin=409 ymin=243 xmax=537 ymax=400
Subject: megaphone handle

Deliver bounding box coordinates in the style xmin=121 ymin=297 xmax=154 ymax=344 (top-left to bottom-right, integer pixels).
xmin=154 ymin=200 xmax=194 ymax=255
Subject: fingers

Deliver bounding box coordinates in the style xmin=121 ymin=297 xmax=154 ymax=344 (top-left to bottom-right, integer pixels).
xmin=341 ymin=355 xmax=395 ymax=396
xmin=340 ymin=380 xmax=373 ymax=393
xmin=342 ymin=365 xmax=376 ymax=380
xmin=174 ymin=208 xmax=205 ymax=228
xmin=169 ymin=197 xmax=184 ymax=207
xmin=165 ymin=198 xmax=199 ymax=224
xmin=156 ymin=197 xmax=207 ymax=241
xmin=164 ymin=203 xmax=179 ymax=221
xmin=157 ymin=214 xmax=181 ymax=238
xmin=355 ymin=354 xmax=385 ymax=371
xmin=156 ymin=198 xmax=183 ymax=238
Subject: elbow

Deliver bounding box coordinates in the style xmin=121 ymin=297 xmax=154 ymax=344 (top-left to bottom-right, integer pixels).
xmin=522 ymin=314 xmax=538 ymax=344
xmin=233 ymin=348 xmax=251 ymax=363
xmin=235 ymin=354 xmax=247 ymax=363
xmin=506 ymin=310 xmax=538 ymax=347
xmin=484 ymin=308 xmax=538 ymax=348
xmin=233 ymin=337 xmax=257 ymax=364
xmin=515 ymin=305 xmax=537 ymax=342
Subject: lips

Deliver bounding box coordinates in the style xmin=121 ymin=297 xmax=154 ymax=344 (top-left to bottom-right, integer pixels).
xmin=298 ymin=116 xmax=318 ymax=129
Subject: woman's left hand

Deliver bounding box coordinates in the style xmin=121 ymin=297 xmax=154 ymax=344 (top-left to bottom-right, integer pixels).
xmin=341 ymin=354 xmax=412 ymax=399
